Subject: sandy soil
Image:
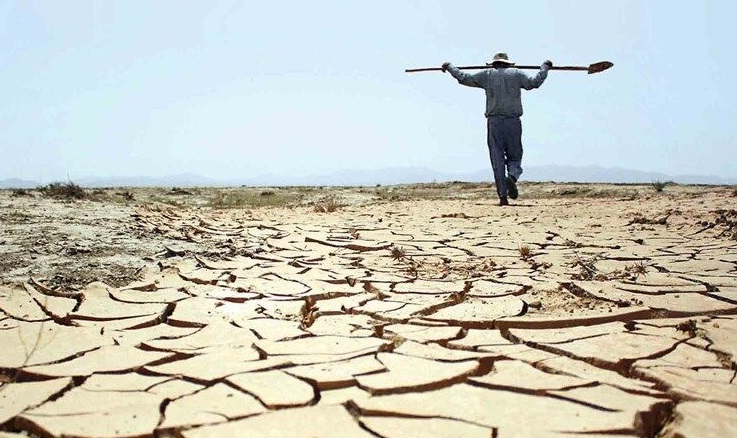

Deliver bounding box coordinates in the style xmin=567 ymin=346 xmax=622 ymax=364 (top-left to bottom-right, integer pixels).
xmin=1 ymin=182 xmax=736 ymax=437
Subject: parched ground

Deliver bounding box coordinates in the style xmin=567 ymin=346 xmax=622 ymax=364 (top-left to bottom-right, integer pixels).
xmin=1 ymin=183 xmax=736 ymax=437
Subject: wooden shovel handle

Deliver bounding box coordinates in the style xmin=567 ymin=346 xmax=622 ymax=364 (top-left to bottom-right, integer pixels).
xmin=406 ymin=61 xmax=613 ymax=75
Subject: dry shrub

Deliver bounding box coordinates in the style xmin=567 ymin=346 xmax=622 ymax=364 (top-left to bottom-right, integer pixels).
xmin=170 ymin=187 xmax=194 ymax=195
xmin=11 ymin=189 xmax=33 ymax=197
xmin=569 ymin=252 xmax=603 ymax=281
xmin=651 ymin=180 xmax=675 ymax=192
xmin=313 ymin=197 xmax=343 ymax=213
xmin=675 ymin=319 xmax=698 ymax=336
xmin=518 ymin=245 xmax=532 ymax=260
xmin=713 ymin=209 xmax=737 ymax=240
xmin=625 ymin=261 xmax=648 ymax=278
xmin=38 ymin=182 xmax=86 ymax=199
xmin=389 ymin=245 xmax=407 ymax=262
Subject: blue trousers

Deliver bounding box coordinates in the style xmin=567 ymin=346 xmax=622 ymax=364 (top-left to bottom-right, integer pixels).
xmin=487 ymin=116 xmax=523 ymax=199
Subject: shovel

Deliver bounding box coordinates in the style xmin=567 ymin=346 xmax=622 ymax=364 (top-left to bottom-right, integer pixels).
xmin=405 ymin=61 xmax=613 ymax=74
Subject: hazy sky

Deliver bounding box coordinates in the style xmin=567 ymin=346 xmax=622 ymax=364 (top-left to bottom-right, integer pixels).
xmin=1 ymin=1 xmax=735 ymax=183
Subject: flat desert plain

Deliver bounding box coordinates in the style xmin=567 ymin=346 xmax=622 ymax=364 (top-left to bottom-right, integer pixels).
xmin=1 ymin=182 xmax=736 ymax=437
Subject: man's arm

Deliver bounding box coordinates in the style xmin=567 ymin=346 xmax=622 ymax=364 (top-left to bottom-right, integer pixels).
xmin=442 ymin=62 xmax=486 ymax=88
xmin=520 ymin=60 xmax=552 ymax=90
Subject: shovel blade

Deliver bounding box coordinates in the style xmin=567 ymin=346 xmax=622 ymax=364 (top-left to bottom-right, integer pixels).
xmin=588 ymin=61 xmax=614 ymax=74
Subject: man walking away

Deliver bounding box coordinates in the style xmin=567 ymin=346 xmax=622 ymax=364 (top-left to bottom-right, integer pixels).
xmin=442 ymin=53 xmax=552 ymax=206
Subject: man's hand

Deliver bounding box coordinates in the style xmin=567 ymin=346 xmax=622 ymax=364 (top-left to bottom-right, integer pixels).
xmin=543 ymin=60 xmax=553 ymax=69
xmin=441 ymin=62 xmax=451 ymax=73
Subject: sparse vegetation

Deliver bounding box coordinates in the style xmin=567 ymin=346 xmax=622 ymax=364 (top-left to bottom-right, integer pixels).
xmin=558 ymin=187 xmax=588 ymax=196
xmin=146 ymin=195 xmax=187 ymax=207
xmin=628 ymin=214 xmax=669 ymax=225
xmin=675 ymin=319 xmax=698 ymax=336
xmin=1 ymin=209 xmax=33 ymax=224
xmin=389 ymin=245 xmax=407 ymax=262
xmin=711 ymin=209 xmax=737 ymax=240
xmin=570 ymin=250 xmax=649 ymax=281
xmin=437 ymin=212 xmax=471 ymax=219
xmin=170 ymin=187 xmax=195 ymax=195
xmin=533 ymin=184 xmax=641 ymax=200
xmin=209 ymin=189 xmax=301 ymax=209
xmin=299 ymin=296 xmax=317 ymax=329
xmin=569 ymin=251 xmax=604 ymax=281
xmin=651 ymin=180 xmax=675 ymax=192
xmin=79 ymin=188 xmax=138 ymax=204
xmin=625 ymin=261 xmax=648 ymax=278
xmin=313 ymin=196 xmax=343 ymax=213
xmin=372 ymin=182 xmax=492 ymax=202
xmin=11 ymin=188 xmax=32 ymax=197
xmin=38 ymin=181 xmax=86 ymax=199
xmin=518 ymin=245 xmax=533 ymax=261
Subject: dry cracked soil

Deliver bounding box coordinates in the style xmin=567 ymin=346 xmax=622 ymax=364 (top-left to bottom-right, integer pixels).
xmin=1 ymin=182 xmax=736 ymax=437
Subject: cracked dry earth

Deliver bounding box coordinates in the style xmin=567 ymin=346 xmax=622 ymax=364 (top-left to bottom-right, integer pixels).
xmin=2 ymin=186 xmax=737 ymax=437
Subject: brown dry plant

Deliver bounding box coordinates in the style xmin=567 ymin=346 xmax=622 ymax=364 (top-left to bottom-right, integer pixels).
xmin=518 ymin=245 xmax=533 ymax=261
xmin=389 ymin=245 xmax=407 ymax=262
xmin=11 ymin=188 xmax=33 ymax=197
xmin=313 ymin=196 xmax=343 ymax=213
xmin=39 ymin=181 xmax=86 ymax=199
xmin=626 ymin=261 xmax=648 ymax=278
xmin=569 ymin=251 xmax=605 ymax=281
xmin=651 ymin=180 xmax=668 ymax=192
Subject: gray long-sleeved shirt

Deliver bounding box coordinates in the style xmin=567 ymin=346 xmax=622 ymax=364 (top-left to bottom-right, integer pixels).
xmin=447 ymin=64 xmax=549 ymax=117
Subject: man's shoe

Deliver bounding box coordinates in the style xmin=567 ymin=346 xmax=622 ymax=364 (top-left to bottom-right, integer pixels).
xmin=499 ymin=196 xmax=509 ymax=206
xmin=506 ymin=176 xmax=518 ymax=200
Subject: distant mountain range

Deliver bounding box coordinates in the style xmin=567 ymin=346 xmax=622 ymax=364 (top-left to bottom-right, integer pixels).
xmin=2 ymin=165 xmax=735 ymax=188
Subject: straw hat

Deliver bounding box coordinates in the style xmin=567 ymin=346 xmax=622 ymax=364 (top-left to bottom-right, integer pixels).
xmin=486 ymin=52 xmax=515 ymax=66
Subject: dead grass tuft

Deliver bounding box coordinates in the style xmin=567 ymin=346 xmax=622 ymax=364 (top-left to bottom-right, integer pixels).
xmin=570 ymin=251 xmax=650 ymax=282
xmin=389 ymin=245 xmax=407 ymax=262
xmin=626 ymin=261 xmax=648 ymax=278
xmin=518 ymin=245 xmax=533 ymax=261
xmin=569 ymin=252 xmax=604 ymax=281
xmin=675 ymin=319 xmax=698 ymax=336
xmin=313 ymin=196 xmax=343 ymax=213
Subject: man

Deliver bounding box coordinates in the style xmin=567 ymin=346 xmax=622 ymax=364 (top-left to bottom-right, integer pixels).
xmin=442 ymin=53 xmax=552 ymax=206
